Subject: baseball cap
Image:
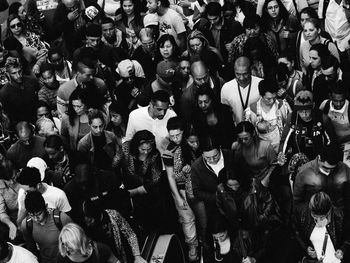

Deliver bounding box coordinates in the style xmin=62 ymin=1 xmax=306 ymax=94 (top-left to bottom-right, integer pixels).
xmin=294 ymin=90 xmax=314 ymax=111
xmin=27 ymin=157 xmax=47 ymax=181
xmin=157 ymin=60 xmax=177 ymax=82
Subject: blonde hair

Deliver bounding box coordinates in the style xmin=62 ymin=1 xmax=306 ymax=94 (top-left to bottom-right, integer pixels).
xmin=58 ymin=223 xmax=93 ymax=257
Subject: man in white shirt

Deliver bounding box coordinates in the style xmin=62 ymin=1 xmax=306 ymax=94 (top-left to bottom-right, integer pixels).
xmin=125 ymin=90 xmax=177 ymax=155
xmin=221 ymin=56 xmax=262 ymax=124
xmin=0 ymin=240 xmax=38 ymax=263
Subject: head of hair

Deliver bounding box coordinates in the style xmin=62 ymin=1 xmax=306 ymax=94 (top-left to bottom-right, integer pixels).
xmin=120 ymin=0 xmax=142 ymax=23
xmin=16 ymin=167 xmax=41 ymax=187
xmin=309 ymin=191 xmax=332 ymax=216
xmin=0 ymin=240 xmax=9 ymax=261
xmin=108 ymin=101 xmax=128 ymax=122
xmin=258 ymin=78 xmax=279 ymax=96
xmin=299 ymin=6 xmax=318 ymax=20
xmin=243 ymin=36 xmax=265 ymax=60
xmin=159 ymin=0 xmax=170 ymax=8
xmin=243 ymin=14 xmax=261 ymax=29
xmin=59 ymin=223 xmax=92 ymax=257
xmin=48 ymin=47 xmax=63 ymax=60
xmin=310 ymin=43 xmax=330 ymax=59
xmin=330 ymin=80 xmax=346 ymax=97
xmin=84 ymin=23 xmax=102 ymax=38
xmin=262 ymin=0 xmax=289 ymax=27
xmin=0 ymin=155 xmax=14 ymax=180
xmin=101 ymin=16 xmax=114 ymax=25
xmin=36 ymin=100 xmax=52 ymax=115
xmin=303 ymin=17 xmax=321 ymax=30
xmin=151 ymin=90 xmax=170 ymax=104
xmin=68 ymin=88 xmax=88 ymax=125
xmin=8 ymin=2 xmax=22 ymax=15
xmin=129 ymin=130 xmax=156 ymax=157
xmin=6 ymin=14 xmax=24 ymax=37
xmin=40 ymin=62 xmax=55 ymax=76
xmin=5 ymin=56 xmax=21 ymax=72
xmin=321 ymin=55 xmax=339 ymax=71
xmin=184 ymin=123 xmax=198 ymax=139
xmin=235 ymin=121 xmax=256 ymax=138
xmin=3 ymin=36 xmax=22 ymax=52
xmin=278 ymin=50 xmax=295 ymax=62
xmin=277 ymin=62 xmax=289 ymax=82
xmin=200 ymin=136 xmax=220 ymax=152
xmin=206 ymin=2 xmax=221 ymax=17
xmin=87 ymin=109 xmax=105 ymax=124
xmin=75 ymin=47 xmax=98 ymax=71
xmin=44 ymin=134 xmax=64 ymax=150
xmin=209 ymin=214 xmax=228 ymax=234
xmin=82 ymin=199 xmax=103 ymax=222
xmin=157 ymin=34 xmax=179 ymax=58
xmin=24 ymin=191 xmax=46 ymax=213
xmin=319 ymin=144 xmax=341 ymax=165
xmin=167 ymin=116 xmax=184 ymax=131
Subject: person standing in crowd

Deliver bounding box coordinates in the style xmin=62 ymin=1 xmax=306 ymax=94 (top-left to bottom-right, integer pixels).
xmin=38 ymin=63 xmax=60 ymax=113
xmin=46 ymin=47 xmax=73 ymax=85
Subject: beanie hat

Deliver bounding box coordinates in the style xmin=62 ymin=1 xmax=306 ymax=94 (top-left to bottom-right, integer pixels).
xmin=157 ymin=60 xmax=176 ymax=81
xmin=294 ymin=90 xmax=313 ymax=111
xmin=85 ymin=23 xmax=102 ymax=38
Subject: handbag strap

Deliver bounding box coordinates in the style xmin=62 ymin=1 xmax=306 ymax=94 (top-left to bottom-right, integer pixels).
xmin=320 ymin=231 xmax=329 ymax=261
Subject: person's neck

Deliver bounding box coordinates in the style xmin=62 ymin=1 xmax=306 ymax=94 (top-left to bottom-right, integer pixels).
xmin=127 ymin=13 xmax=135 ymax=22
xmin=157 ymin=6 xmax=167 ymax=16
xmin=261 ymin=100 xmax=273 ymax=111
xmin=310 ymin=36 xmax=321 ymax=45
xmin=2 ymin=243 xmax=13 ymax=262
xmin=37 ymin=183 xmax=47 ymax=194
xmin=10 ymin=80 xmax=22 ymax=89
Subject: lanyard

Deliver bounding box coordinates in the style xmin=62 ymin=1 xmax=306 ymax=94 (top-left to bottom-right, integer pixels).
xmin=237 ymin=80 xmax=252 ymax=110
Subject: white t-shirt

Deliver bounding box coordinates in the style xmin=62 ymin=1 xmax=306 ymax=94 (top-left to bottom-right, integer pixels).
xmin=159 ymin=8 xmax=186 ymax=45
xmin=8 ymin=243 xmax=38 ymax=263
xmin=310 ymin=226 xmax=340 ymax=263
xmin=221 ymin=76 xmax=262 ymax=124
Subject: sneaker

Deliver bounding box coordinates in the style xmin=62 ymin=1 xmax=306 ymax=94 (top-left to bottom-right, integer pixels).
xmin=188 ymin=244 xmax=198 ymax=262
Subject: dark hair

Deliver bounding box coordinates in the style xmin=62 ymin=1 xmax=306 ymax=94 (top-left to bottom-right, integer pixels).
xmin=0 ymin=240 xmax=9 ymax=260
xmin=17 ymin=167 xmax=41 ymax=187
xmin=82 ymin=199 xmax=103 ymax=222
xmin=303 ymin=17 xmax=321 ymax=30
xmin=243 ymin=36 xmax=266 ymax=62
xmin=44 ymin=134 xmax=64 ymax=150
xmin=75 ymin=47 xmax=98 ymax=71
xmin=109 ymin=101 xmax=128 ymax=122
xmin=8 ymin=2 xmax=22 ymax=15
xmin=277 ymin=63 xmax=289 ymax=82
xmin=310 ymin=43 xmax=330 ymax=59
xmin=299 ymin=7 xmax=318 ymax=20
xmin=243 ymin=14 xmax=261 ymax=29
xmin=6 ymin=14 xmax=24 ymax=37
xmin=330 ymin=80 xmax=346 ymax=96
xmin=40 ymin=62 xmax=55 ymax=76
xmin=196 ymin=86 xmax=218 ymax=110
xmin=101 ymin=16 xmax=114 ymax=25
xmin=151 ymin=90 xmax=170 ymax=104
xmin=67 ymin=88 xmax=88 ymax=126
xmin=129 ymin=130 xmax=156 ymax=157
xmin=157 ymin=34 xmax=180 ymax=59
xmin=258 ymin=78 xmax=279 ymax=96
xmin=48 ymin=47 xmax=63 ymax=60
xmin=261 ymin=0 xmax=289 ymax=29
xmin=206 ymin=2 xmax=221 ymax=17
xmin=167 ymin=116 xmax=184 ymax=131
xmin=278 ymin=50 xmax=295 ymax=62
xmin=321 ymin=55 xmax=339 ymax=71
xmin=309 ymin=191 xmax=332 ymax=216
xmin=120 ymin=0 xmax=143 ymax=26
xmin=88 ymin=109 xmax=105 ymax=124
xmin=24 ymin=191 xmax=46 ymax=213
xmin=200 ymin=136 xmax=220 ymax=152
xmin=235 ymin=121 xmax=256 ymax=137
xmin=209 ymin=214 xmax=228 ymax=234
xmin=160 ymin=0 xmax=170 ymax=8
xmin=319 ymin=144 xmax=341 ymax=165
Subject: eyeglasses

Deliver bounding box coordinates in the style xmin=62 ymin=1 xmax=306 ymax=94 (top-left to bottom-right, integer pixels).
xmin=10 ymin=22 xmax=22 ymax=29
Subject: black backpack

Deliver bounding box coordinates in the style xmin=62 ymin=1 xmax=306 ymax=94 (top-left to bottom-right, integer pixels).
xmin=26 ymin=209 xmax=63 ymax=238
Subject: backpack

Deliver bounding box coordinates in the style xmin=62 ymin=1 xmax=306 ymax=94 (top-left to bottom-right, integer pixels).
xmin=322 ymin=99 xmax=350 ymax=122
xmin=26 ymin=209 xmax=63 ymax=238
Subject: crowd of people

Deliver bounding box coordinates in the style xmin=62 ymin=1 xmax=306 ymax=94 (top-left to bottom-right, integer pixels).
xmin=0 ymin=0 xmax=350 ymax=261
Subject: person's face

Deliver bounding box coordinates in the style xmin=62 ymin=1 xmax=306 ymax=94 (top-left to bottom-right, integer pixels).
xmin=297 ymin=109 xmax=312 ymax=122
xmin=90 ymin=118 xmax=104 ymax=136
xmin=330 ymin=93 xmax=346 ymax=110
xmin=9 ymin=18 xmax=23 ymax=36
xmin=18 ymin=127 xmax=33 ymax=147
xmin=141 ymin=35 xmax=156 ymax=53
xmin=207 ymin=14 xmax=220 ymax=26
xmin=245 ymin=25 xmax=260 ymax=38
xmin=150 ymin=100 xmax=169 ymax=119
xmin=300 ymin=12 xmax=311 ymax=28
xmin=203 ymin=148 xmax=221 ymax=165
xmin=198 ymin=94 xmax=212 ymax=113
xmin=303 ymin=22 xmax=319 ymax=42
xmin=45 ymin=146 xmax=64 ymax=162
xmin=41 ymin=70 xmax=56 ymax=88
xmin=160 ymin=40 xmax=174 ymax=59
xmin=318 ymin=157 xmax=337 ymax=176
xmin=179 ymin=60 xmax=190 ymax=78
xmin=309 ymin=50 xmax=321 ymax=69
xmin=235 ymin=65 xmax=251 ymax=87
xmin=18 ymin=6 xmax=27 ymax=20
xmin=278 ymin=57 xmax=293 ymax=72
xmin=187 ymin=135 xmax=199 ymax=151
xmin=123 ymin=0 xmax=134 ymax=15
xmin=110 ymin=111 xmax=122 ymax=126
xmin=48 ymin=53 xmax=64 ymax=70
xmin=262 ymin=91 xmax=277 ymax=106
xmin=227 ymin=179 xmax=240 ymax=191
xmin=147 ymin=0 xmax=158 ymax=13
xmin=28 ymin=210 xmax=46 ymax=224
xmin=37 ymin=106 xmax=50 ymax=119
xmin=321 ymin=66 xmax=337 ymax=83
xmin=72 ymin=99 xmax=86 ymax=116
xmin=78 ymin=67 xmax=95 ymax=83
xmin=193 ymin=70 xmax=209 ymax=88
xmin=312 ymin=213 xmax=329 ymax=228
xmin=8 ymin=66 xmax=23 ymax=84
xmin=101 ymin=23 xmax=115 ymax=39
xmin=237 ymin=131 xmax=253 ymax=147
xmin=189 ymin=38 xmax=203 ymax=54
xmin=86 ymin=36 xmax=101 ymax=50
xmin=267 ymin=0 xmax=280 ymax=19
xmin=169 ymin=129 xmax=183 ymax=145
xmin=138 ymin=142 xmax=153 ymax=155
xmin=213 ymin=230 xmax=228 ymax=242
xmin=64 ymin=0 xmax=79 ymax=11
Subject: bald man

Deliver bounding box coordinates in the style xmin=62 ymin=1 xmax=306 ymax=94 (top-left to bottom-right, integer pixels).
xmin=221 ymin=56 xmax=262 ymax=124
xmin=179 ymin=61 xmax=221 ymax=121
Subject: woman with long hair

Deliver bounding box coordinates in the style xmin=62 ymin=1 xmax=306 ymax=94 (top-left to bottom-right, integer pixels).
xmin=261 ymin=0 xmax=299 ymax=53
xmin=57 ymin=223 xmax=119 ymax=263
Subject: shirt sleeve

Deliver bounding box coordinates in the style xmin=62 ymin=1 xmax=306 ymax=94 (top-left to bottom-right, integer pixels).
xmin=172 ymin=11 xmax=186 ymax=35
xmin=57 ymin=191 xmax=72 ymax=213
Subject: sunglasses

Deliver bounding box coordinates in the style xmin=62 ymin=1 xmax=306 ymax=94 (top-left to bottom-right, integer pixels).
xmin=10 ymin=22 xmax=22 ymax=29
